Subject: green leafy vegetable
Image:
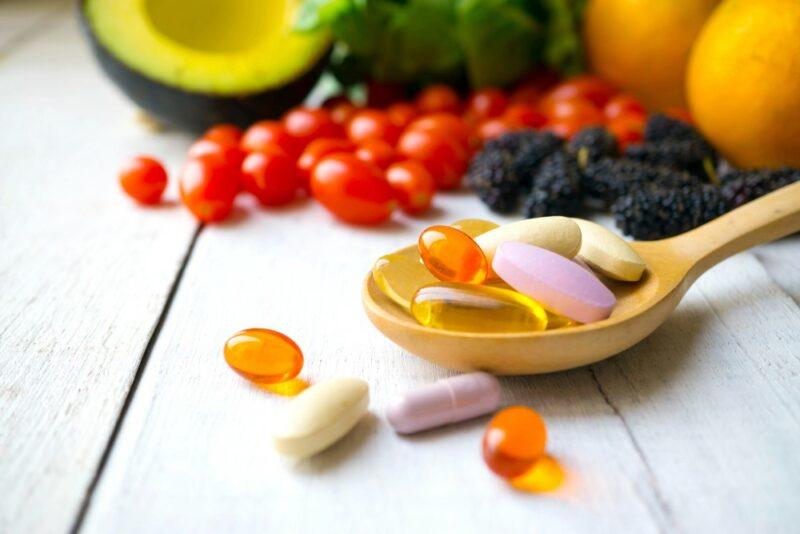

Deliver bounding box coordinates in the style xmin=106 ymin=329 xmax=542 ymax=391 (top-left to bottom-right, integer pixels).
xmin=296 ymin=0 xmax=585 ymax=88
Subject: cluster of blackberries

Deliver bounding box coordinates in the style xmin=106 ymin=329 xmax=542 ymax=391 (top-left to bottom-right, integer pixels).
xmin=466 ymin=115 xmax=799 ymax=240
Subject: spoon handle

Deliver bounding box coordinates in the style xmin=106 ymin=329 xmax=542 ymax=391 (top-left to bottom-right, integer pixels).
xmin=674 ymin=180 xmax=800 ymax=276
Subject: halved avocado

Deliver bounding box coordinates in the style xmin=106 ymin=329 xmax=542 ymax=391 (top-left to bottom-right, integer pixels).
xmin=79 ymin=0 xmax=331 ymax=132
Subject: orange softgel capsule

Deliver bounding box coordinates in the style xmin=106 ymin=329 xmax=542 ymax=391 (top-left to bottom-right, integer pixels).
xmin=224 ymin=328 xmax=303 ymax=384
xmin=482 ymin=406 xmax=547 ymax=478
xmin=419 ymin=225 xmax=488 ymax=284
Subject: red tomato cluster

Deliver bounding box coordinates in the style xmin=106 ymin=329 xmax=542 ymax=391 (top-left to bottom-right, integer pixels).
xmin=119 ymin=72 xmax=692 ymax=226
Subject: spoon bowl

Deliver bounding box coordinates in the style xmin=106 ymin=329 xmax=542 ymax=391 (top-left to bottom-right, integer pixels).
xmin=363 ymin=182 xmax=800 ymax=374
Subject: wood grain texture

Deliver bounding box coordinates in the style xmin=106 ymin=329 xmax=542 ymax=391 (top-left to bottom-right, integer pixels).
xmin=0 ymin=0 xmax=67 ymax=53
xmin=0 ymin=11 xmax=197 ymax=534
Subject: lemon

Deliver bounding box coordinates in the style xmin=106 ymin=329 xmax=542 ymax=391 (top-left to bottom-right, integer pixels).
xmin=584 ymin=0 xmax=719 ymax=110
xmin=687 ymin=0 xmax=800 ymax=169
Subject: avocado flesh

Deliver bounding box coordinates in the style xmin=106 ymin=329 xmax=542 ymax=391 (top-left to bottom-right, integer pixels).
xmin=84 ymin=0 xmax=329 ymax=96
xmin=80 ymin=0 xmax=330 ymax=131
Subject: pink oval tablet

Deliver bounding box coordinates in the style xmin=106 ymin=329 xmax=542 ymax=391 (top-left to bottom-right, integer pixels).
xmin=387 ymin=372 xmax=501 ymax=434
xmin=493 ymin=242 xmax=616 ymax=323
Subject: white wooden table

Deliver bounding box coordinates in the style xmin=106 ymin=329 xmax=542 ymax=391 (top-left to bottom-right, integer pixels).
xmin=2 ymin=2 xmax=799 ymax=532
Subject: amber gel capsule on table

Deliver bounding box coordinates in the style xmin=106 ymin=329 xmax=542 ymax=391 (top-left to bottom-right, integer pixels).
xmin=387 ymin=372 xmax=502 ymax=434
xmin=483 ymin=406 xmax=547 ymax=479
xmin=224 ymin=328 xmax=303 ymax=384
xmin=411 ymin=283 xmax=548 ymax=332
xmin=418 ymin=225 xmax=488 ymax=284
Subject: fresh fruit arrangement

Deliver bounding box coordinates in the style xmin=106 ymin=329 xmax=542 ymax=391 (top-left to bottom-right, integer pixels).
xmin=120 ymin=83 xmax=488 ymax=224
xmin=120 ymin=70 xmax=800 ymax=235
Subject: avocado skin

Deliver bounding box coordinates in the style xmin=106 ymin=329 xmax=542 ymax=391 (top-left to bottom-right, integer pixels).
xmin=77 ymin=2 xmax=329 ymax=133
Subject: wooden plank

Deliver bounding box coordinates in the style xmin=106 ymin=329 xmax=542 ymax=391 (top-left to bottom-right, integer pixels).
xmin=0 ymin=12 xmax=198 ymax=534
xmin=592 ymin=252 xmax=800 ymax=532
xmin=754 ymin=235 xmax=800 ymax=306
xmin=0 ymin=0 xmax=67 ymax=53
xmin=79 ymin=197 xmax=671 ymax=533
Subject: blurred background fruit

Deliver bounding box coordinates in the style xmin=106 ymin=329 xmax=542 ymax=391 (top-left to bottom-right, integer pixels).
xmin=687 ymin=0 xmax=800 ymax=169
xmin=80 ymin=0 xmax=331 ymax=132
xmin=584 ymin=0 xmax=719 ymax=110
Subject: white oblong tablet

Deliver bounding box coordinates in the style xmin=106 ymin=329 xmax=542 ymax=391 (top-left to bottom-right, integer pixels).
xmin=572 ymin=219 xmax=646 ymax=282
xmin=475 ymin=216 xmax=582 ymax=266
xmin=272 ymin=377 xmax=369 ymax=459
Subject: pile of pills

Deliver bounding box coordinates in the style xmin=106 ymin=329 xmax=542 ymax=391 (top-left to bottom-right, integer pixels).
xmin=372 ymin=215 xmax=646 ymax=330
xmin=225 ymin=329 xmax=555 ymax=488
xmin=220 ymin=219 xmax=645 ymax=486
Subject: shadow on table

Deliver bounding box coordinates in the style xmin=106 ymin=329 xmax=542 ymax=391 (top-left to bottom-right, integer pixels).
xmin=498 ymin=295 xmax=720 ymax=417
xmin=292 ymin=412 xmax=379 ymax=474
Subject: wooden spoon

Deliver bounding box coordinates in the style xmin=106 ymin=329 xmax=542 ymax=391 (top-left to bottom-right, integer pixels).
xmin=363 ymin=181 xmax=800 ymax=374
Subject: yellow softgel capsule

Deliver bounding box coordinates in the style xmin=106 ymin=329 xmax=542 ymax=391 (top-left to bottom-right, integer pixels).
xmin=411 ymin=282 xmax=548 ymax=333
xmin=373 ymin=253 xmax=437 ymax=310
xmin=450 ymin=218 xmax=499 ymax=238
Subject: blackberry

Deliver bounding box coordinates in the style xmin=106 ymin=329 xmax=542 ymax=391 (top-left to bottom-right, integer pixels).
xmin=507 ymin=131 xmax=564 ymax=187
xmin=624 ymin=140 xmax=716 ymax=180
xmin=613 ymin=184 xmax=728 ymax=240
xmin=720 ymin=168 xmax=800 ymax=209
xmin=567 ymin=127 xmax=618 ymax=168
xmin=523 ymin=152 xmax=583 ymax=217
xmin=581 ymin=158 xmax=698 ymax=208
xmin=644 ymin=114 xmax=705 ymax=144
xmin=466 ymin=131 xmax=562 ymax=213
xmin=465 ymin=148 xmax=519 ymax=213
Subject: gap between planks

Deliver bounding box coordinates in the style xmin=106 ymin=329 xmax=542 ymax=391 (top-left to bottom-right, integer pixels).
xmin=69 ymin=224 xmax=203 ymax=534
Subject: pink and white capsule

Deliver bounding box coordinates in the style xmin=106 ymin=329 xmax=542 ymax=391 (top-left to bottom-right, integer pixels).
xmin=387 ymin=372 xmax=501 ymax=434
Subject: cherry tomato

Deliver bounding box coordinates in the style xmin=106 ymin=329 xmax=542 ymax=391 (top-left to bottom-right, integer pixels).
xmin=179 ymin=154 xmax=240 ymax=222
xmin=241 ymin=147 xmax=298 ymax=206
xmin=297 ymin=138 xmax=356 ymax=184
xmin=386 ymin=102 xmax=419 ymax=129
xmin=407 ymin=113 xmax=473 ymax=151
xmin=475 ymin=118 xmax=514 ymax=142
xmin=188 ymin=139 xmax=246 ymax=170
xmin=509 ymin=84 xmax=541 ymax=105
xmin=330 ymin=101 xmax=358 ymax=126
xmin=355 ymin=139 xmax=397 ymax=169
xmin=347 ymin=109 xmax=401 ymax=144
xmin=416 ymin=84 xmax=461 ymax=114
xmin=310 ymin=153 xmax=396 ymax=225
xmin=607 ymin=115 xmax=645 ymax=150
xmin=240 ymin=121 xmax=297 ymax=156
xmin=502 ymin=104 xmax=547 ymax=129
xmin=119 ymin=155 xmax=168 ymax=205
xmin=385 ymin=160 xmax=435 ymax=215
xmin=543 ymin=117 xmax=593 ymax=140
xmin=397 ymin=129 xmax=468 ymax=190
xmin=283 ymin=107 xmax=343 ymax=148
xmin=202 ymin=124 xmax=242 ymax=147
xmin=604 ymin=94 xmax=646 ymax=121
xmin=542 ymin=75 xmax=617 ymax=108
xmin=540 ymin=97 xmax=605 ymax=125
xmin=465 ymin=88 xmax=509 ymax=122
xmin=663 ymin=107 xmax=694 ymax=124
xmin=367 ymin=80 xmax=407 ymax=108
xmin=517 ymin=69 xmax=561 ymax=92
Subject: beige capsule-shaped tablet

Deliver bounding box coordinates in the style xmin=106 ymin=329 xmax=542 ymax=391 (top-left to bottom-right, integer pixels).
xmin=272 ymin=377 xmax=369 ymax=459
xmin=475 ymin=216 xmax=582 ymax=265
xmin=572 ymin=219 xmax=646 ymax=282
